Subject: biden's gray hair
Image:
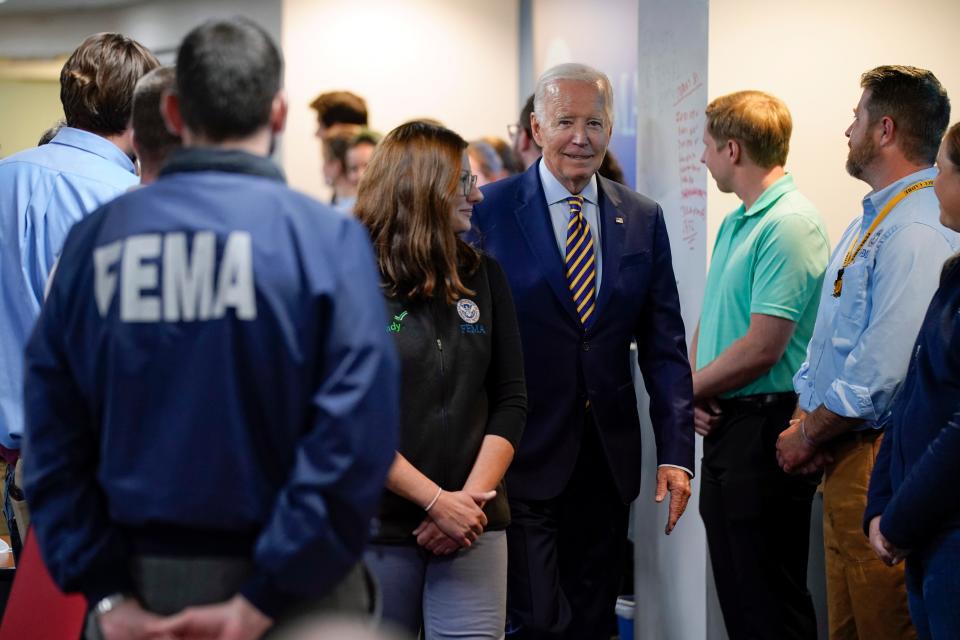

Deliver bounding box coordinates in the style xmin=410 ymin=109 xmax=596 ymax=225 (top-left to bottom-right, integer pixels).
xmin=533 ymin=63 xmax=614 ymax=128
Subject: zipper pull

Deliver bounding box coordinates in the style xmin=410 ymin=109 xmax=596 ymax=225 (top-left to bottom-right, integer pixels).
xmin=436 ymin=338 xmax=443 ymax=352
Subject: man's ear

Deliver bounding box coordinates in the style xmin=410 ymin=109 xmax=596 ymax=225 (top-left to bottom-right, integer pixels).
xmin=727 ymin=139 xmax=741 ymax=164
xmin=877 ymin=115 xmax=896 ymax=147
xmin=161 ymin=90 xmax=185 ymax=137
xmin=530 ymin=113 xmax=544 ymax=148
xmin=269 ymin=90 xmax=288 ymax=135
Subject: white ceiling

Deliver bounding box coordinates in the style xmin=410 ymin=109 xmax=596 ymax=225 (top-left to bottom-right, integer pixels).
xmin=0 ymin=0 xmax=145 ymax=14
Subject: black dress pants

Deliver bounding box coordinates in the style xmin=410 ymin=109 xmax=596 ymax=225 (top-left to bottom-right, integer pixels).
xmin=506 ymin=416 xmax=629 ymax=640
xmin=699 ymin=393 xmax=819 ymax=640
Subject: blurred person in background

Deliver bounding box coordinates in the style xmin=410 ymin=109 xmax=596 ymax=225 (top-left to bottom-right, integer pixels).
xmin=508 ymin=94 xmax=542 ymax=170
xmin=310 ymin=90 xmax=368 ymax=141
xmin=468 ymin=139 xmax=510 ymax=187
xmin=598 ymin=149 xmax=626 ymax=185
xmin=483 ymin=135 xmax=523 ymax=176
xmin=38 ymin=120 xmax=67 ymax=146
xmin=131 ymin=66 xmax=181 ymax=185
xmin=345 ymin=129 xmax=381 ymax=195
xmin=323 ymin=123 xmax=363 ymax=211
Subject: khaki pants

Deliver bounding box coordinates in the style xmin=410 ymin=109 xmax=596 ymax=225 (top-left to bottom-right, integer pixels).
xmin=822 ymin=431 xmax=915 ymax=640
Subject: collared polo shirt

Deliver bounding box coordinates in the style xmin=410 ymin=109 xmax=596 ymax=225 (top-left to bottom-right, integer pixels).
xmin=697 ymin=174 xmax=829 ymax=398
xmin=0 ymin=127 xmax=137 ymax=448
xmin=794 ymin=167 xmax=960 ymax=428
xmin=539 ymin=159 xmax=603 ymax=291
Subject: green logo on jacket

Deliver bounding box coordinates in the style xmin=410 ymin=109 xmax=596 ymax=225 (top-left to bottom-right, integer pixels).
xmin=388 ymin=311 xmax=408 ymax=333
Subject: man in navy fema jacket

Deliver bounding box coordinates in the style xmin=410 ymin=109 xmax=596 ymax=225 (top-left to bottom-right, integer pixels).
xmin=23 ymin=17 xmax=398 ymax=640
xmin=470 ymin=63 xmax=695 ymax=639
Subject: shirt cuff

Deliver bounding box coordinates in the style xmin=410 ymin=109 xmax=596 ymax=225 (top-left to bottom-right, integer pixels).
xmin=657 ymin=463 xmax=693 ymax=478
xmin=824 ymin=379 xmax=876 ymax=421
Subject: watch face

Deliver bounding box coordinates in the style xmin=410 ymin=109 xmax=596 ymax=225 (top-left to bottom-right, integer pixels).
xmin=95 ymin=593 xmax=127 ymax=616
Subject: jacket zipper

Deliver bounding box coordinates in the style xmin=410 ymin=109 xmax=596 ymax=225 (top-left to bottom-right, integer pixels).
xmin=436 ymin=334 xmax=450 ymax=488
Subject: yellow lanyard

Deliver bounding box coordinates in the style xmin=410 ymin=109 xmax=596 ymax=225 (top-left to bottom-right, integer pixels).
xmin=832 ymin=179 xmax=934 ymax=297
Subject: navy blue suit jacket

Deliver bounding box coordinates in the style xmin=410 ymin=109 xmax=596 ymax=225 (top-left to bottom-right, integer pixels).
xmin=471 ymin=162 xmax=694 ymax=502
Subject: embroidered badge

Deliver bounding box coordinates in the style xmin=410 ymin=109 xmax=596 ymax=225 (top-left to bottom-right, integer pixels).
xmin=388 ymin=310 xmax=408 ymax=333
xmin=456 ymin=299 xmax=480 ymax=324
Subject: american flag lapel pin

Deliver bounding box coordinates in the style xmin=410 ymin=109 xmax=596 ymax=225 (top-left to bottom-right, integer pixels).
xmin=615 ymin=216 xmax=624 ymax=224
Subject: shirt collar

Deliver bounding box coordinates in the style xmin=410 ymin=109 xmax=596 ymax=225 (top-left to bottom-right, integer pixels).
xmin=739 ymin=173 xmax=796 ymax=218
xmin=49 ymin=127 xmax=136 ymax=175
xmin=538 ymin=158 xmax=599 ymax=206
xmin=160 ymin=147 xmax=286 ymax=183
xmin=863 ymin=166 xmax=936 ymax=220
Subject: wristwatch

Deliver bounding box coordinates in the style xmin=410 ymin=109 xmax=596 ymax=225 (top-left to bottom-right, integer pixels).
xmin=94 ymin=593 xmax=128 ymax=617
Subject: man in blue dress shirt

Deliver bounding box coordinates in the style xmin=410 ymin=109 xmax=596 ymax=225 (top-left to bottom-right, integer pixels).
xmin=777 ymin=66 xmax=958 ymax=640
xmin=0 ymin=32 xmax=159 ymax=553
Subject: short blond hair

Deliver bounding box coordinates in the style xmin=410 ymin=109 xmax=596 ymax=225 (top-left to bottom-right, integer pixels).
xmin=705 ymin=90 xmax=792 ymax=168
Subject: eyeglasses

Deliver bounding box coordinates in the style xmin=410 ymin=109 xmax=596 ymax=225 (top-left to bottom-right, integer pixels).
xmin=459 ymin=171 xmax=478 ymax=197
xmin=507 ymin=123 xmax=520 ymax=140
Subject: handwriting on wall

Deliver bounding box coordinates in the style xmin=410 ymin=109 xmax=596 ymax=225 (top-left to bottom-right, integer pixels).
xmin=674 ymin=72 xmax=706 ymax=251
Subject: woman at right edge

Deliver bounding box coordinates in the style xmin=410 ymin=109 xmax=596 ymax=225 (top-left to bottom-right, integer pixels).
xmin=355 ymin=121 xmax=527 ymax=640
xmin=865 ymin=121 xmax=960 ymax=639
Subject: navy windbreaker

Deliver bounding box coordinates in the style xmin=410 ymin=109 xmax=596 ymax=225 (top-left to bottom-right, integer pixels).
xmin=22 ymin=149 xmax=399 ymax=617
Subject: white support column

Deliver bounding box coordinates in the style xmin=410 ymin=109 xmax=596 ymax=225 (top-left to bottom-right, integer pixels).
xmin=632 ymin=1 xmax=711 ymax=638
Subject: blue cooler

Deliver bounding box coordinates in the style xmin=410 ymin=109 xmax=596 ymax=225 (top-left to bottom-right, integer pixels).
xmin=616 ymin=595 xmax=635 ymax=640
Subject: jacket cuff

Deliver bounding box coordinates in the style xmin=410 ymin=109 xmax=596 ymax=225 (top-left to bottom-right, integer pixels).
xmin=81 ymin=570 xmax=136 ymax=609
xmin=657 ymin=463 xmax=694 ymax=478
xmin=861 ymin=500 xmax=888 ymax=538
xmin=239 ymin=571 xmax=290 ymax=620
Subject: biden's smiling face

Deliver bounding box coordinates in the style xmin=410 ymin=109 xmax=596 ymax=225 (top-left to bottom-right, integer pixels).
xmin=532 ymin=79 xmax=611 ymax=194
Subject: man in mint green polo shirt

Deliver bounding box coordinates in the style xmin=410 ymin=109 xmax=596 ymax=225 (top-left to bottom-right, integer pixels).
xmin=691 ymin=90 xmax=829 ymax=640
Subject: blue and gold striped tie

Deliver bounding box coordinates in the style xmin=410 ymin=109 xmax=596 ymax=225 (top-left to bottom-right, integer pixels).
xmin=564 ymin=195 xmax=596 ymax=329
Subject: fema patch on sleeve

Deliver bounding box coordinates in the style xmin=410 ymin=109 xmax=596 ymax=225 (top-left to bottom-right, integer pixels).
xmin=456 ymin=299 xmax=480 ymax=324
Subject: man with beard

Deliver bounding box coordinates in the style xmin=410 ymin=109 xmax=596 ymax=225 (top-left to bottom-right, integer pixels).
xmin=777 ymin=66 xmax=958 ymax=640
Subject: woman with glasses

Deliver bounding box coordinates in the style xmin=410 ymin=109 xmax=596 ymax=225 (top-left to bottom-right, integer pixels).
xmin=355 ymin=121 xmax=526 ymax=639
xmin=865 ymin=121 xmax=960 ymax=639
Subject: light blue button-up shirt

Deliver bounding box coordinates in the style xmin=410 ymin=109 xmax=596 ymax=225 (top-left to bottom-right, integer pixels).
xmin=0 ymin=127 xmax=138 ymax=448
xmin=794 ymin=167 xmax=960 ymax=429
xmin=539 ymin=159 xmax=603 ymax=292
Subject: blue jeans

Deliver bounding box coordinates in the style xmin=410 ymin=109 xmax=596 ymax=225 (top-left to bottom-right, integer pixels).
xmin=905 ymin=528 xmax=960 ymax=640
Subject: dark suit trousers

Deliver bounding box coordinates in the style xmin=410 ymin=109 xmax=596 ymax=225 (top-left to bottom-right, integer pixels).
xmin=699 ymin=394 xmax=819 ymax=640
xmin=506 ymin=414 xmax=629 ymax=640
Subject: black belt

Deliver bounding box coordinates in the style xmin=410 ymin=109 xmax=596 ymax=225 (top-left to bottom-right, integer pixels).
xmin=716 ymin=392 xmax=796 ymax=412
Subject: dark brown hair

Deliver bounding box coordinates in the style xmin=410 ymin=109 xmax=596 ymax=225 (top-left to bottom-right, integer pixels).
xmin=355 ymin=121 xmax=480 ymax=304
xmin=943 ymin=122 xmax=960 ymax=279
xmin=519 ymin=93 xmax=537 ymax=144
xmin=310 ymin=91 xmax=368 ymax=129
xmin=946 ymin=121 xmax=960 ymax=169
xmin=176 ymin=17 xmax=282 ymax=142
xmin=132 ymin=66 xmax=180 ymax=165
xmin=860 ymin=65 xmax=950 ymax=165
xmin=60 ymin=32 xmax=159 ymax=135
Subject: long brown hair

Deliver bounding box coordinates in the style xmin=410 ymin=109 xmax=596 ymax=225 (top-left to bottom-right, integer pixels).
xmin=947 ymin=122 xmax=960 ymax=169
xmin=355 ymin=121 xmax=480 ymax=303
xmin=943 ymin=122 xmax=960 ymax=279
